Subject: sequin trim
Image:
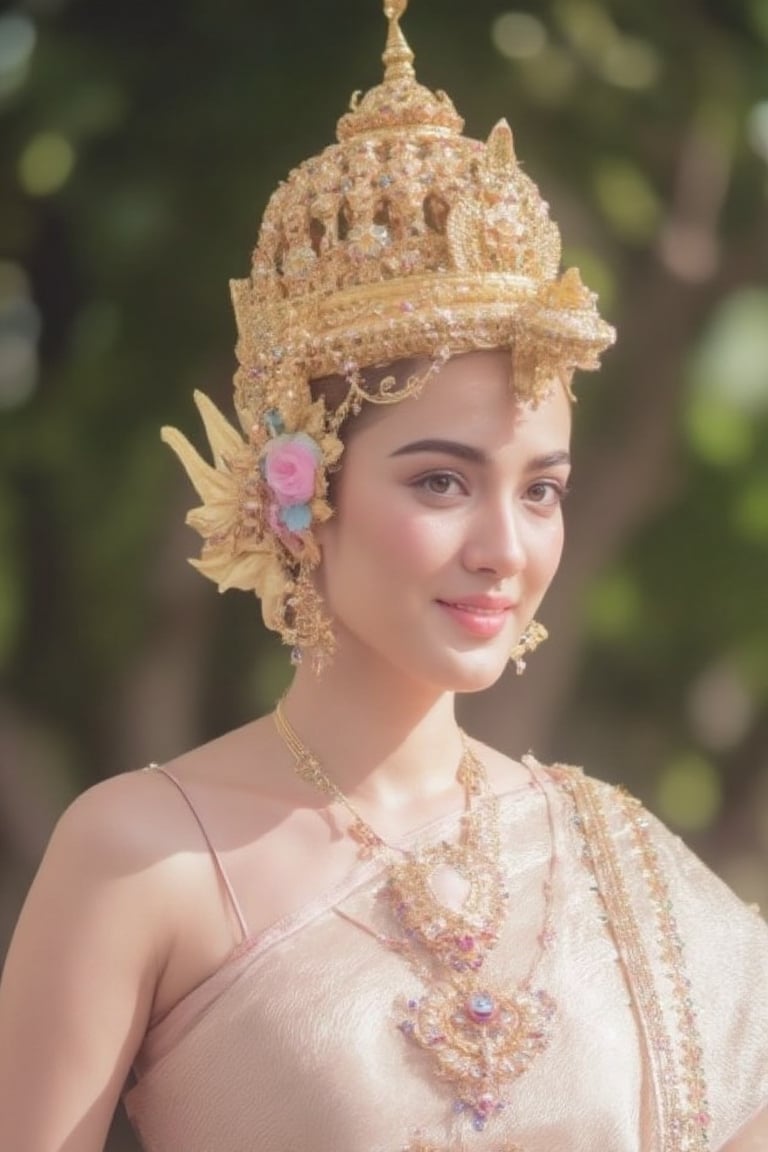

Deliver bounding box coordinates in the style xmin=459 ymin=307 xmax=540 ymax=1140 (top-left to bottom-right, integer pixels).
xmin=559 ymin=767 xmax=710 ymax=1152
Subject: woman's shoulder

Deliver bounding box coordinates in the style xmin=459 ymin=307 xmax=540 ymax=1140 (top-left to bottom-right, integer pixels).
xmin=28 ymin=771 xmax=198 ymax=985
xmin=36 ymin=778 xmax=137 ymax=898
xmin=40 ymin=717 xmax=264 ymax=904
xmin=50 ymin=761 xmax=201 ymax=873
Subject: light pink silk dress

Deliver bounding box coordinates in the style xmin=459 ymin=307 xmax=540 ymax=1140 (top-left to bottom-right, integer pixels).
xmin=124 ymin=763 xmax=768 ymax=1152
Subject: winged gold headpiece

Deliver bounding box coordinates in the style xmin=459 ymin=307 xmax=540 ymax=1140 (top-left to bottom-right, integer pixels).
xmin=163 ymin=0 xmax=615 ymax=666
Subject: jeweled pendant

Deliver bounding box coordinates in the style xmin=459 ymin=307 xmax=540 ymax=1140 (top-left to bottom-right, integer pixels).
xmin=398 ymin=981 xmax=557 ymax=1121
xmin=385 ymin=837 xmax=507 ymax=970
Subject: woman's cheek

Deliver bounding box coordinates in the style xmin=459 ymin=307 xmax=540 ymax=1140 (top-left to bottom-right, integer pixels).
xmin=389 ymin=509 xmax=462 ymax=573
xmin=538 ymin=516 xmax=566 ymax=579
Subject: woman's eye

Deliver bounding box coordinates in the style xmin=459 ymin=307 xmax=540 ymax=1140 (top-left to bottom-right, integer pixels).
xmin=526 ymin=480 xmax=568 ymax=507
xmin=415 ymin=472 xmax=465 ymax=496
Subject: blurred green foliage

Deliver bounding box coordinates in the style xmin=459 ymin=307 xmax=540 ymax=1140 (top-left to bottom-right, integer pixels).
xmin=1 ymin=0 xmax=767 ymax=869
xmin=1 ymin=4 xmax=767 ymax=1145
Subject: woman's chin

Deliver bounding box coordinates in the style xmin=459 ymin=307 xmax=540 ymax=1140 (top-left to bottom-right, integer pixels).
xmin=428 ymin=645 xmax=512 ymax=695
xmin=320 ymin=621 xmax=512 ymax=695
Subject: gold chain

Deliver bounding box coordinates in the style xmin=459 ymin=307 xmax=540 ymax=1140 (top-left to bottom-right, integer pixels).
xmin=273 ymin=698 xmax=482 ymax=854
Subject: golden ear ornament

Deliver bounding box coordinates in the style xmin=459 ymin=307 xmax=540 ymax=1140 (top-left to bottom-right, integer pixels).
xmin=163 ymin=1 xmax=615 ymax=660
xmin=510 ymin=620 xmax=548 ymax=676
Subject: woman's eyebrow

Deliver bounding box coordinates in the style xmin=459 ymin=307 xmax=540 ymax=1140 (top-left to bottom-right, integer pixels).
xmin=389 ymin=442 xmax=571 ymax=470
xmin=525 ymin=451 xmax=571 ymax=471
xmin=389 ymin=438 xmax=487 ymax=463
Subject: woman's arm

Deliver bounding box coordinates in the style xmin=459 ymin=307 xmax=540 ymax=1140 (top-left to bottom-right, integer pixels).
xmin=0 ymin=775 xmax=172 ymax=1152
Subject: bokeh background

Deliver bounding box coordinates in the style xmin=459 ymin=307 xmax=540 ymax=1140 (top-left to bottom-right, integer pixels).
xmin=1 ymin=1 xmax=767 ymax=1145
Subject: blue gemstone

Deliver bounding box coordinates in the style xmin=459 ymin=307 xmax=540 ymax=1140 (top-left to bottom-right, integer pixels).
xmin=281 ymin=503 xmax=312 ymax=531
xmin=468 ymin=993 xmax=495 ymax=1019
xmin=264 ymin=408 xmax=285 ymax=435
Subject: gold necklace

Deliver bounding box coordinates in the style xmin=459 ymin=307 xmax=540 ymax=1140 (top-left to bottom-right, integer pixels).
xmin=273 ymin=699 xmax=558 ymax=1138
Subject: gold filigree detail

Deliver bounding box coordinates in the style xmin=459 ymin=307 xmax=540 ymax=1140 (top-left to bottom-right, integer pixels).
xmin=273 ymin=707 xmax=560 ymax=1140
xmin=398 ymin=980 xmax=556 ymax=1124
xmin=388 ymin=760 xmax=558 ymax=1132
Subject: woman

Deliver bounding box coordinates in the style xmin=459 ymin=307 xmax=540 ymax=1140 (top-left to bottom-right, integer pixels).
xmin=1 ymin=3 xmax=766 ymax=1150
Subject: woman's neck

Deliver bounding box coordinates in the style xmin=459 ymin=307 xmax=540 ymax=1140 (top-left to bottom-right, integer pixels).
xmin=279 ymin=650 xmax=463 ymax=811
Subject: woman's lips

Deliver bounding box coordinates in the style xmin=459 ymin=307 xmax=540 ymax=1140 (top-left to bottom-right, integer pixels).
xmin=436 ymin=598 xmax=515 ymax=639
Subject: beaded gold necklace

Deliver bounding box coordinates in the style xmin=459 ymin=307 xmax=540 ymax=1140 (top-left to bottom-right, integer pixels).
xmin=273 ymin=700 xmax=558 ymax=1138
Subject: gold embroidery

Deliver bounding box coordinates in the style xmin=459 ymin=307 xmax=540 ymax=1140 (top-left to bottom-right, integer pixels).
xmin=618 ymin=790 xmax=711 ymax=1150
xmin=558 ymin=767 xmax=710 ymax=1152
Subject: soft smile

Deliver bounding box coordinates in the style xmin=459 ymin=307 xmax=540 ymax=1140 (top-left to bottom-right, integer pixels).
xmin=436 ymin=597 xmax=515 ymax=639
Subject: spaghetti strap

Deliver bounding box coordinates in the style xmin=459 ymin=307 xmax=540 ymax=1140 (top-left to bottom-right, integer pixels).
xmin=148 ymin=764 xmax=250 ymax=943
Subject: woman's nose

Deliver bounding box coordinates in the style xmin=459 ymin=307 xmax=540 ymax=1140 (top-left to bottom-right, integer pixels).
xmin=461 ymin=499 xmax=527 ymax=577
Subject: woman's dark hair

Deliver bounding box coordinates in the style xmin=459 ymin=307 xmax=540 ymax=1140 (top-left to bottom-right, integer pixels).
xmin=310 ymin=356 xmax=428 ymax=424
xmin=309 ymin=357 xmax=428 ymax=505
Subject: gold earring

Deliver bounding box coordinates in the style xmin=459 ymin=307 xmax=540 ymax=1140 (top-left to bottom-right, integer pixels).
xmin=510 ymin=620 xmax=548 ymax=676
xmin=282 ymin=560 xmax=336 ymax=673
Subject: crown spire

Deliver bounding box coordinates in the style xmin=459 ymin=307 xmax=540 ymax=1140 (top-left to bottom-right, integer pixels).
xmin=383 ymin=0 xmax=415 ymax=82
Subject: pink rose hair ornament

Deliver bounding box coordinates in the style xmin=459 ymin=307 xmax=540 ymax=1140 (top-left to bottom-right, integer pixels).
xmin=161 ymin=392 xmax=343 ymax=671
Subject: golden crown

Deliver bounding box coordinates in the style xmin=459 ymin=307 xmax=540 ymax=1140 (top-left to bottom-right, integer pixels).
xmin=231 ymin=0 xmax=614 ymax=429
xmin=162 ymin=0 xmax=615 ymax=666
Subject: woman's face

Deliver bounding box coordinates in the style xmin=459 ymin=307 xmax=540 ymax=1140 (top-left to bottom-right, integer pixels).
xmin=315 ymin=350 xmax=572 ymax=694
